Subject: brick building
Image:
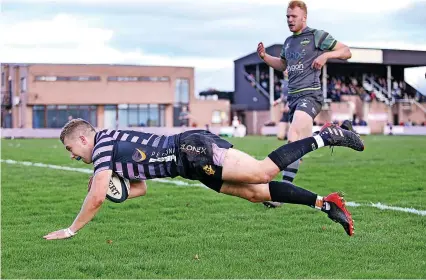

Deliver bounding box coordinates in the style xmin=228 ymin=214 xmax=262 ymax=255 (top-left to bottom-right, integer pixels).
xmin=1 ymin=63 xmax=230 ymax=130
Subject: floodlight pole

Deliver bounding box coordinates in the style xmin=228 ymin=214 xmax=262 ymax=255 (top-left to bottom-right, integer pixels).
xmin=322 ymin=64 xmax=327 ymax=100
xmin=269 ymin=66 xmax=274 ymax=120
xmin=387 ymin=65 xmax=392 ymax=101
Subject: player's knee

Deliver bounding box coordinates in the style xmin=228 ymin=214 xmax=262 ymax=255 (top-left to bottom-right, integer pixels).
xmin=254 ymin=171 xmax=273 ymax=184
xmin=288 ymin=127 xmax=300 ymax=141
xmin=246 ymin=187 xmax=269 ymax=203
xmin=244 ymin=190 xmax=261 ymax=203
xmin=247 ymin=195 xmax=262 ymax=203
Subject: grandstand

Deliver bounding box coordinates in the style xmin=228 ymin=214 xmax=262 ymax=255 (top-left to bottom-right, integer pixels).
xmin=233 ymin=45 xmax=426 ymax=135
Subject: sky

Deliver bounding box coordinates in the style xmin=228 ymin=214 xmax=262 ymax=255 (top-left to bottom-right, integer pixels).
xmin=1 ymin=0 xmax=426 ymax=94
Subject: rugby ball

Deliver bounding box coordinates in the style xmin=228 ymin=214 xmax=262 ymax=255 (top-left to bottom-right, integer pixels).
xmin=106 ymin=172 xmax=130 ymax=203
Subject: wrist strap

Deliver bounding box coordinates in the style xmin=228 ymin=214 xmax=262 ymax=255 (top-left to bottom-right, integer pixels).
xmin=65 ymin=228 xmax=76 ymax=237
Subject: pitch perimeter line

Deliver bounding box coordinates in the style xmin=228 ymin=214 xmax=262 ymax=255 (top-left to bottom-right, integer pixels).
xmin=2 ymin=159 xmax=425 ymax=216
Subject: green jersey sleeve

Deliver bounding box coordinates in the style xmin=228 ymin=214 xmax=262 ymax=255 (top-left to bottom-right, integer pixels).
xmin=314 ymin=29 xmax=337 ymax=51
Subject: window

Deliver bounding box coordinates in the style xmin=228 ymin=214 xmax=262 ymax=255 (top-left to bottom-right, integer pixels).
xmin=107 ymin=76 xmax=170 ymax=82
xmin=104 ymin=105 xmax=117 ymax=129
xmin=35 ymin=76 xmax=101 ymax=82
xmin=175 ymin=78 xmax=189 ymax=104
xmin=212 ymin=111 xmax=222 ymax=124
xmin=1 ymin=72 xmax=5 ymax=87
xmin=173 ymin=79 xmax=190 ymax=126
xmin=33 ymin=105 xmax=45 ymax=128
xmin=20 ymin=77 xmax=27 ymax=92
xmin=32 ymin=105 xmax=97 ymax=128
xmin=115 ymin=104 xmax=165 ymax=127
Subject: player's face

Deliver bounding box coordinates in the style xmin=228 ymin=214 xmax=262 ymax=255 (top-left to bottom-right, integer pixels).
xmin=287 ymin=7 xmax=306 ymax=33
xmin=64 ymin=135 xmax=92 ymax=164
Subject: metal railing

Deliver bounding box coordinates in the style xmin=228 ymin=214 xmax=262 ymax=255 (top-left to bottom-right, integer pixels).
xmin=243 ymin=71 xmax=270 ymax=100
xmin=362 ymin=75 xmax=394 ymax=106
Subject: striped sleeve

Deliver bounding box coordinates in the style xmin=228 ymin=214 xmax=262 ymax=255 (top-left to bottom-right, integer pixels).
xmin=92 ymin=135 xmax=114 ymax=175
xmin=314 ymin=29 xmax=337 ymax=51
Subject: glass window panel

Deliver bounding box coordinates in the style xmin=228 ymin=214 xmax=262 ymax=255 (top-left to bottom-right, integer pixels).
xmin=79 ymin=110 xmax=90 ymax=122
xmin=90 ymin=111 xmax=97 ymax=126
xmin=159 ymin=105 xmax=165 ymax=127
xmin=105 ymin=105 xmax=116 ymax=110
xmin=118 ymin=109 xmax=128 ymax=128
xmin=181 ymin=79 xmax=189 ymax=103
xmin=47 ymin=109 xmax=58 ymax=128
xmin=128 ymin=108 xmax=139 ymax=127
xmin=148 ymin=105 xmax=159 ymax=127
xmin=175 ymin=79 xmax=181 ymax=103
xmin=104 ymin=106 xmax=116 ymax=129
xmin=139 ymin=105 xmax=149 ymax=127
xmin=57 ymin=110 xmax=68 ymax=127
xmin=32 ymin=106 xmax=45 ymax=128
xmin=67 ymin=109 xmax=78 ymax=120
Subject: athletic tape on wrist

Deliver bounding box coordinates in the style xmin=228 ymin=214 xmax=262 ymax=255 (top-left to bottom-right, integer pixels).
xmin=65 ymin=228 xmax=76 ymax=237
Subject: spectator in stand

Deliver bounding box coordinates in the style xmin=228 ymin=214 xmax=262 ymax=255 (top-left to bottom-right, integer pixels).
xmin=260 ymin=72 xmax=269 ymax=91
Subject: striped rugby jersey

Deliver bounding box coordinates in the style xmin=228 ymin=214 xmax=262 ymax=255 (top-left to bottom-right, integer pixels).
xmin=91 ymin=129 xmax=179 ymax=180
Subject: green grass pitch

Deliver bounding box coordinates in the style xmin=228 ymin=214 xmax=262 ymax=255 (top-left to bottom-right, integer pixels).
xmin=1 ymin=135 xmax=425 ymax=278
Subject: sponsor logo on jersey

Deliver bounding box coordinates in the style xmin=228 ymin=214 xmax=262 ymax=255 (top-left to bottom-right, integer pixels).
xmin=148 ymin=155 xmax=176 ymax=163
xmin=180 ymin=144 xmax=207 ymax=155
xmin=151 ymin=148 xmax=175 ymax=158
xmin=301 ymin=38 xmax=310 ymax=46
xmin=287 ymin=63 xmax=304 ymax=74
xmin=203 ymin=165 xmax=215 ymax=176
xmin=285 ymin=49 xmax=306 ymax=61
xmin=132 ymin=148 xmax=147 ymax=162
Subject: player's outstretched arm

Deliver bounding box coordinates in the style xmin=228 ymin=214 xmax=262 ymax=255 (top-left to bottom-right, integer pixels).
xmin=43 ymin=170 xmax=112 ymax=240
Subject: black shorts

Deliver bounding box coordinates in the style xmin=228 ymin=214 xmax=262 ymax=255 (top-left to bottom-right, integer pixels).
xmin=287 ymin=91 xmax=323 ymax=123
xmin=177 ymin=130 xmax=233 ymax=192
xmin=279 ymin=112 xmax=289 ymax=123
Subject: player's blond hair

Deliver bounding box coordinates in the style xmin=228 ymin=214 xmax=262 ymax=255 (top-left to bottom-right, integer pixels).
xmin=288 ymin=0 xmax=307 ymax=14
xmin=60 ymin=118 xmax=96 ymax=144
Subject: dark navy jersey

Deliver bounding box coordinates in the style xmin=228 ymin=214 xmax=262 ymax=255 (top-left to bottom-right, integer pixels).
xmin=92 ymin=129 xmax=179 ymax=180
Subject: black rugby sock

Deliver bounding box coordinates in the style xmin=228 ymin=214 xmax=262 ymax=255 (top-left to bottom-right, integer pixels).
xmin=268 ymin=181 xmax=317 ymax=207
xmin=268 ymin=135 xmax=325 ymax=171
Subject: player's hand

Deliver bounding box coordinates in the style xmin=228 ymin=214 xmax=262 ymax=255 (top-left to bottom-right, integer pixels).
xmin=43 ymin=228 xmax=76 ymax=240
xmin=257 ymin=42 xmax=266 ymax=59
xmin=283 ymin=104 xmax=290 ymax=112
xmin=312 ymin=53 xmax=328 ymax=70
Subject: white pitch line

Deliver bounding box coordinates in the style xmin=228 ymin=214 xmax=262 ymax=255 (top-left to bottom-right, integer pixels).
xmin=2 ymin=159 xmax=425 ymax=216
